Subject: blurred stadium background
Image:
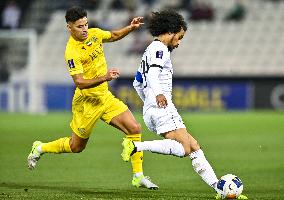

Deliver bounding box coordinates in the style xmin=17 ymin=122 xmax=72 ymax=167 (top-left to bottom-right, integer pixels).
xmin=0 ymin=0 xmax=283 ymax=113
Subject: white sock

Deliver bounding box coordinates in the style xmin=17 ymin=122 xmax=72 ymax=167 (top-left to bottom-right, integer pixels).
xmin=134 ymin=139 xmax=185 ymax=157
xmin=133 ymin=172 xmax=143 ymax=178
xmin=37 ymin=145 xmax=43 ymax=154
xmin=189 ymin=149 xmax=218 ymax=191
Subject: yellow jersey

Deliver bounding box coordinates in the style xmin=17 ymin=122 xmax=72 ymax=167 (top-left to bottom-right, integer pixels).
xmin=65 ymin=28 xmax=112 ymax=97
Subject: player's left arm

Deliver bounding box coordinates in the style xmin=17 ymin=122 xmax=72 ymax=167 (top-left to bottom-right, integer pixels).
xmin=106 ymin=17 xmax=143 ymax=42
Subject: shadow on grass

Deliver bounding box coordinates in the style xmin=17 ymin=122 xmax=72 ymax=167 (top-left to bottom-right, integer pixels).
xmin=0 ymin=182 xmax=199 ymax=199
xmin=0 ymin=182 xmax=212 ymax=200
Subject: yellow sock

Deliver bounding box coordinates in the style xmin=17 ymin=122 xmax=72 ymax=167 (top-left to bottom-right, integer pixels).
xmin=41 ymin=137 xmax=72 ymax=153
xmin=127 ymin=134 xmax=143 ymax=174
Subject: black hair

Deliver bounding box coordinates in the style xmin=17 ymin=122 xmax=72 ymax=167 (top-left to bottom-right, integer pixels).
xmin=65 ymin=6 xmax=87 ymax=23
xmin=147 ymin=10 xmax=187 ymax=36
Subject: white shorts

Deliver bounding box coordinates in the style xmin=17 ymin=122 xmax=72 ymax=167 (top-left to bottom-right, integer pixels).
xmin=143 ymin=104 xmax=186 ymax=135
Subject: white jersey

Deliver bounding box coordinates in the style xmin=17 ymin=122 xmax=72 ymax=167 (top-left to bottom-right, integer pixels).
xmin=133 ymin=40 xmax=186 ymax=134
xmin=134 ymin=40 xmax=173 ymax=113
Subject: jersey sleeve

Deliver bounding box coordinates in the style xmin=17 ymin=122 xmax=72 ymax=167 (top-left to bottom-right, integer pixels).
xmin=93 ymin=28 xmax=111 ymax=42
xmin=148 ymin=44 xmax=168 ymax=68
xmin=65 ymin=50 xmax=83 ymax=76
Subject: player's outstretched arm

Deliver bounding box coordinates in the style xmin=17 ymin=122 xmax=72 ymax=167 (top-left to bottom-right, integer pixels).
xmin=107 ymin=17 xmax=144 ymax=42
xmin=71 ymin=68 xmax=120 ymax=89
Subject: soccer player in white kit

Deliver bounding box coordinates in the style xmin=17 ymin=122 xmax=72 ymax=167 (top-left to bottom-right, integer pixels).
xmin=122 ymin=7 xmax=218 ymax=191
xmin=121 ymin=8 xmax=219 ymax=192
xmin=121 ymin=10 xmax=248 ymax=199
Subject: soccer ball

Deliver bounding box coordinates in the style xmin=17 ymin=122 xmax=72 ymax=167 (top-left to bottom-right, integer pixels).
xmin=216 ymin=174 xmax=243 ymax=199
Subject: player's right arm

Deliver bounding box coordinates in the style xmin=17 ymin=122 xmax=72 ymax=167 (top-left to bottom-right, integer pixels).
xmin=147 ymin=67 xmax=168 ymax=108
xmin=72 ymin=68 xmax=119 ymax=89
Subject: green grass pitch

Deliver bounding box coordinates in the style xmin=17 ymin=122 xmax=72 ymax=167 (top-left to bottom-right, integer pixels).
xmin=0 ymin=111 xmax=283 ymax=199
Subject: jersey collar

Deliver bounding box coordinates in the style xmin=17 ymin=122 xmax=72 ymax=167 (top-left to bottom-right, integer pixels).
xmin=154 ymin=39 xmax=171 ymax=52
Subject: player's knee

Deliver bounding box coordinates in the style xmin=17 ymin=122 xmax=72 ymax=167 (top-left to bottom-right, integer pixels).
xmin=190 ymin=140 xmax=200 ymax=152
xmin=183 ymin=141 xmax=200 ymax=156
xmin=183 ymin=145 xmax=192 ymax=156
xmin=70 ymin=144 xmax=86 ymax=153
xmin=128 ymin=122 xmax=141 ymax=134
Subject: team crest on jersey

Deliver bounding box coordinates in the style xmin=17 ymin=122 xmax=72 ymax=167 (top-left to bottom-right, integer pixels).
xmin=85 ymin=36 xmax=97 ymax=46
xmin=156 ymin=50 xmax=163 ymax=59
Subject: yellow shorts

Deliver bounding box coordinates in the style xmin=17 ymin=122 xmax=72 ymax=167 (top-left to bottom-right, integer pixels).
xmin=70 ymin=90 xmax=128 ymax=139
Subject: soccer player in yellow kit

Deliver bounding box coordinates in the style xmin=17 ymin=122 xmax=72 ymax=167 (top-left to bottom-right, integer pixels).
xmin=27 ymin=6 xmax=158 ymax=189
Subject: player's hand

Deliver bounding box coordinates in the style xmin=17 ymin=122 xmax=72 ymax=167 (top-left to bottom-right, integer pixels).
xmin=156 ymin=94 xmax=167 ymax=108
xmin=129 ymin=17 xmax=144 ymax=30
xmin=106 ymin=68 xmax=120 ymax=81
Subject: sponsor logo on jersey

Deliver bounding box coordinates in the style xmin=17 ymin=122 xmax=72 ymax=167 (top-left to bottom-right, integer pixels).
xmin=89 ymin=48 xmax=103 ymax=60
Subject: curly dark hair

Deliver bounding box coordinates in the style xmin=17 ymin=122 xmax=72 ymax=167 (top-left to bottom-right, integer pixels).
xmin=65 ymin=6 xmax=87 ymax=23
xmin=147 ymin=10 xmax=187 ymax=36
